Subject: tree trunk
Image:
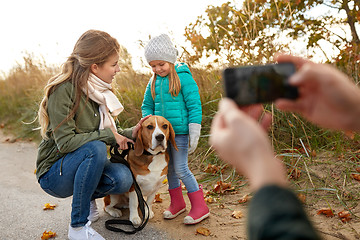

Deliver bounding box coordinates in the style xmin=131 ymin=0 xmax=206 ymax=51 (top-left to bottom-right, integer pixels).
xmin=342 ymin=0 xmax=360 ymax=44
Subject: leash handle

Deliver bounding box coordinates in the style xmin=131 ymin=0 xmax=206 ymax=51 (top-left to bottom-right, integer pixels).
xmin=105 ymin=144 xmax=150 ymax=234
xmin=112 ymin=142 xmax=134 ymax=160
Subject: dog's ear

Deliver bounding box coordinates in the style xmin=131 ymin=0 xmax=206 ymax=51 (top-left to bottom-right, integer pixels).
xmin=169 ymin=123 xmax=178 ymax=151
xmin=134 ymin=127 xmax=144 ymax=156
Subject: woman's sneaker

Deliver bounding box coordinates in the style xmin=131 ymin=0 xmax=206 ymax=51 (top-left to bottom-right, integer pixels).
xmin=68 ymin=221 xmax=104 ymax=240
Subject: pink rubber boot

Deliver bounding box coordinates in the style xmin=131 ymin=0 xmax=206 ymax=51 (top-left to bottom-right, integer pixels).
xmin=163 ymin=186 xmax=186 ymax=219
xmin=184 ymin=187 xmax=210 ymax=224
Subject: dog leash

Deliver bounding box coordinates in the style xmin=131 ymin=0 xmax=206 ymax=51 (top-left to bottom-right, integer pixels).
xmin=105 ymin=143 xmax=150 ymax=234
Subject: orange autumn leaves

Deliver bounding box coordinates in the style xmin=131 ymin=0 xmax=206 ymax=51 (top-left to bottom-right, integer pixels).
xmin=41 ymin=231 xmax=56 ymax=240
xmin=351 ymin=167 xmax=360 ymax=181
xmin=196 ymin=227 xmax=211 ymax=236
xmin=41 ymin=203 xmax=57 ymax=239
xmin=43 ymin=203 xmax=56 ymax=210
xmin=317 ymin=208 xmax=352 ymax=223
xmin=204 ymin=163 xmax=357 ymax=227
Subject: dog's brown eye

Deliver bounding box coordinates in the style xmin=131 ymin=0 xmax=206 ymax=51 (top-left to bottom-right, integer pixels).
xmin=147 ymin=125 xmax=154 ymax=130
xmin=162 ymin=124 xmax=168 ymax=129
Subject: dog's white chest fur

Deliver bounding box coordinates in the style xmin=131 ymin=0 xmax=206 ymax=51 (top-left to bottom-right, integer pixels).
xmin=136 ymin=154 xmax=167 ymax=196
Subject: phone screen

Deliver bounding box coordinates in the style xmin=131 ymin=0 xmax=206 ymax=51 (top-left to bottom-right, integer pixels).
xmin=223 ymin=63 xmax=298 ymax=105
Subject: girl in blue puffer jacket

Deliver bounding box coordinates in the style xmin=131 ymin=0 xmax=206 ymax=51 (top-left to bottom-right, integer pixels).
xmin=141 ymin=34 xmax=209 ymax=225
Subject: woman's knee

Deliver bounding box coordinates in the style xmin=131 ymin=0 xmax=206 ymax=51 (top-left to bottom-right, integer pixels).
xmin=104 ymin=163 xmax=133 ymax=194
xmin=81 ymin=141 xmax=108 ymax=165
xmin=84 ymin=141 xmax=107 ymax=156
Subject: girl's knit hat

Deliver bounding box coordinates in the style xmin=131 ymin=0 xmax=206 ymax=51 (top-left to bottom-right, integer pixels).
xmin=144 ymin=34 xmax=178 ymax=64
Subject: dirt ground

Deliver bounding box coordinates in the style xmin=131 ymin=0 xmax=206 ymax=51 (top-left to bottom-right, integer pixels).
xmin=1 ymin=130 xmax=359 ymax=240
xmin=150 ymin=175 xmax=360 ymax=240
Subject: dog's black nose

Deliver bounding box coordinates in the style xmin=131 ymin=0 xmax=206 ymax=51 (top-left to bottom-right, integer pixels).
xmin=155 ymin=134 xmax=164 ymax=142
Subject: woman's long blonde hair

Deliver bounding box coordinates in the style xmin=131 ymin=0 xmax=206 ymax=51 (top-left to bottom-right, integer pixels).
xmin=38 ymin=30 xmax=120 ymax=139
xmin=151 ymin=63 xmax=181 ymax=99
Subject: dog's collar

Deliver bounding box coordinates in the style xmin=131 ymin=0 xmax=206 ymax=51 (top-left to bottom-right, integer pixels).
xmin=143 ymin=150 xmax=162 ymax=156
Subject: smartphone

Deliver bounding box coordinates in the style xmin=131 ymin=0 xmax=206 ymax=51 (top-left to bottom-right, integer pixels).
xmin=223 ymin=62 xmax=298 ymax=106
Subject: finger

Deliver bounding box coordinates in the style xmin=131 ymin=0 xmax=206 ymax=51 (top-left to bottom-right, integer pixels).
xmin=260 ymin=112 xmax=272 ymax=130
xmin=274 ymin=54 xmax=310 ymax=70
xmin=127 ymin=139 xmax=135 ymax=145
xmin=218 ymin=98 xmax=239 ymax=114
xmin=241 ymin=104 xmax=264 ymax=120
xmin=140 ymin=115 xmax=151 ymax=123
xmin=210 ymin=114 xmax=223 ymax=135
xmin=275 ymin=99 xmax=302 ymax=113
xmin=210 ymin=112 xmax=227 ymax=147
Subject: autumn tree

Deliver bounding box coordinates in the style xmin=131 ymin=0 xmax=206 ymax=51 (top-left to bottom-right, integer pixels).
xmin=184 ymin=0 xmax=359 ymax=76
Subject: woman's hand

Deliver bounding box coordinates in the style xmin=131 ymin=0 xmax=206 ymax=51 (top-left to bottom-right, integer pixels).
xmin=132 ymin=115 xmax=152 ymax=139
xmin=275 ymin=54 xmax=360 ymax=132
xmin=113 ymin=131 xmax=134 ymax=150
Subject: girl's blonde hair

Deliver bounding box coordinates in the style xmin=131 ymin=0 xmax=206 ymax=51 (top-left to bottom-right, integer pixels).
xmin=151 ymin=63 xmax=181 ymax=99
xmin=38 ymin=30 xmax=120 ymax=139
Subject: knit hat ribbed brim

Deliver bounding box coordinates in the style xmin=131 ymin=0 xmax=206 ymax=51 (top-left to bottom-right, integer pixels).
xmin=144 ymin=34 xmax=178 ymax=64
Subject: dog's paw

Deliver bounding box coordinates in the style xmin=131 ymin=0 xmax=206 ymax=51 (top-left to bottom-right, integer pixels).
xmin=104 ymin=206 xmax=123 ymax=218
xmin=130 ymin=216 xmax=142 ymax=226
xmin=145 ymin=208 xmax=155 ymax=219
xmin=149 ymin=210 xmax=154 ymax=219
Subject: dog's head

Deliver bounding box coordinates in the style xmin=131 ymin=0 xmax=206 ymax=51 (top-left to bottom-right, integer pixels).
xmin=134 ymin=115 xmax=178 ymax=156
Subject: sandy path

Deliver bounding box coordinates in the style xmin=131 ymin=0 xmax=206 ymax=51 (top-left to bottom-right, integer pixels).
xmin=0 ymin=132 xmax=171 ymax=239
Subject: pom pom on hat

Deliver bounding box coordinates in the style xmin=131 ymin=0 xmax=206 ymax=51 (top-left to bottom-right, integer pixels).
xmin=144 ymin=34 xmax=178 ymax=64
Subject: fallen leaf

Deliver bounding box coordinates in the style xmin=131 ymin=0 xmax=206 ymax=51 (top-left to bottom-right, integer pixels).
xmin=196 ymin=227 xmax=210 ymax=236
xmin=205 ymin=164 xmax=219 ymax=174
xmin=204 ymin=190 xmax=212 ymax=197
xmin=41 ymin=231 xmax=56 ymax=239
xmin=205 ymin=196 xmax=215 ymax=203
xmin=356 ymin=167 xmax=360 ymax=173
xmin=288 ymin=167 xmax=301 ymax=180
xmin=213 ymin=181 xmax=233 ymax=194
xmin=154 ymin=193 xmax=162 ymax=203
xmin=231 ymin=210 xmax=243 ymax=219
xmin=204 ymin=164 xmax=224 ymax=174
xmin=317 ymin=208 xmax=335 ymax=217
xmin=0 ymin=123 xmax=4 ymax=128
xmin=238 ymin=194 xmax=251 ymax=204
xmin=43 ymin=203 xmax=56 ymax=210
xmin=338 ymin=210 xmax=352 ymax=222
xmin=351 ymin=173 xmax=360 ymax=181
xmin=311 ymin=150 xmax=317 ymax=157
xmin=297 ymin=193 xmax=306 ymax=203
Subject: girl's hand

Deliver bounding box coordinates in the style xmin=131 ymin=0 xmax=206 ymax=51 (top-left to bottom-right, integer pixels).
xmin=132 ymin=115 xmax=152 ymax=139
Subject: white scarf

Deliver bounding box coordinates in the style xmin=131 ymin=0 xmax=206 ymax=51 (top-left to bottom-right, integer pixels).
xmin=84 ymin=73 xmax=124 ymax=130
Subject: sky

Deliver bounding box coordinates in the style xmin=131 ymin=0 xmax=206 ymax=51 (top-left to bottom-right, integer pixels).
xmin=0 ymin=0 xmax=229 ymax=75
xmin=1 ymin=1 xmax=357 ymax=76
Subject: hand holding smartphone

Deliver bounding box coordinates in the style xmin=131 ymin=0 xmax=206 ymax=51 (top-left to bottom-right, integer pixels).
xmin=223 ymin=63 xmax=298 ymax=106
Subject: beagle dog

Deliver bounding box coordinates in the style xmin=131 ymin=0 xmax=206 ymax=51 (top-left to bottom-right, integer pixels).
xmin=104 ymin=115 xmax=178 ymax=226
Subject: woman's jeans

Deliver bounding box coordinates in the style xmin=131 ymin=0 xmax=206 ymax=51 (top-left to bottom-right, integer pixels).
xmin=39 ymin=140 xmax=133 ymax=227
xmin=167 ymin=134 xmax=199 ymax=193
